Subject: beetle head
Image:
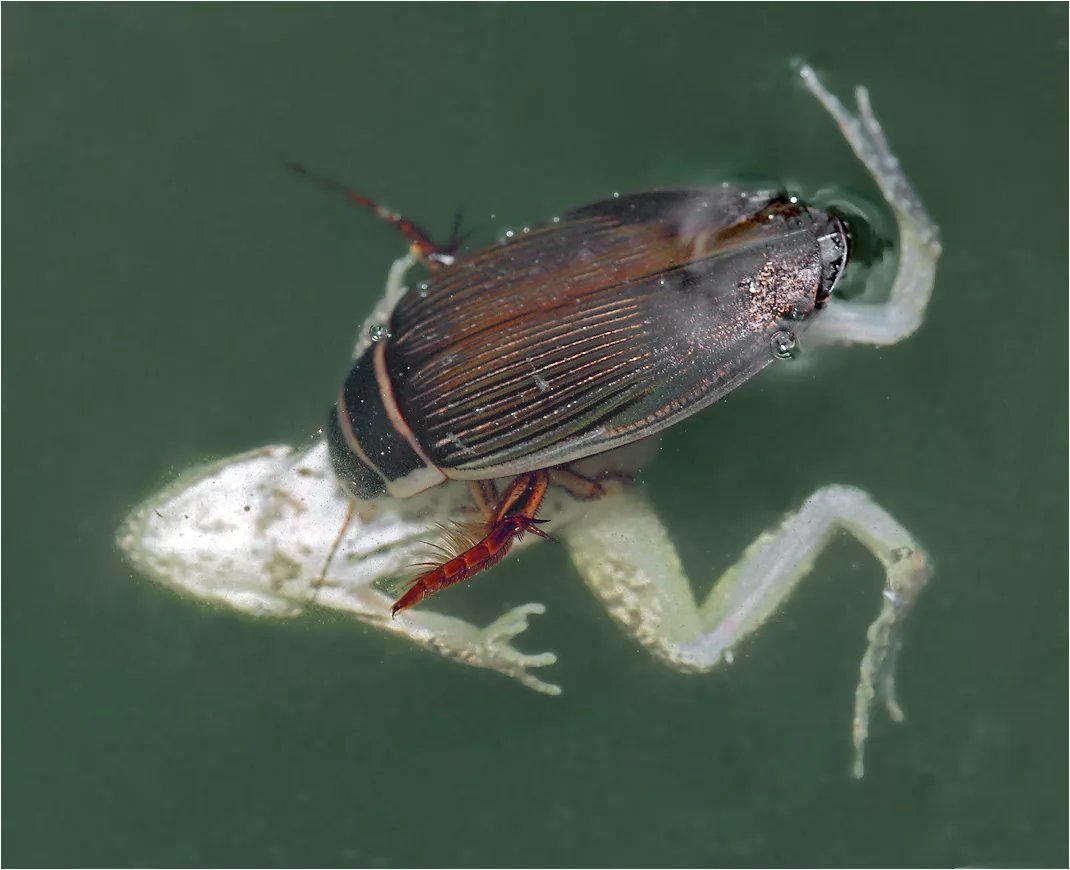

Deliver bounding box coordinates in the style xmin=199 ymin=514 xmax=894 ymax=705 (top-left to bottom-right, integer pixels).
xmin=809 ymin=207 xmax=850 ymax=308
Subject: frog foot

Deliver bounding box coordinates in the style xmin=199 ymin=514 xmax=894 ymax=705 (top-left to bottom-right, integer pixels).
xmin=478 ymin=603 xmax=561 ymax=696
xmin=852 ymin=545 xmax=933 ymax=778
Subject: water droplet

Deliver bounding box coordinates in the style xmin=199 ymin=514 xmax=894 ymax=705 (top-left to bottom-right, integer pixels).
xmin=724 ymin=649 xmax=735 ymax=664
xmin=417 ymin=281 xmax=430 ymax=299
xmin=522 ymin=226 xmax=531 ymax=234
xmin=551 ymin=216 xmax=561 ymax=224
xmin=771 ymin=329 xmax=797 ymax=359
xmin=789 ymin=195 xmax=799 ymax=204
xmin=369 ymin=323 xmax=390 ymax=342
xmin=612 ymin=191 xmax=620 ymax=199
xmin=504 ymin=229 xmax=515 ymax=238
xmin=739 ymin=277 xmax=758 ymax=294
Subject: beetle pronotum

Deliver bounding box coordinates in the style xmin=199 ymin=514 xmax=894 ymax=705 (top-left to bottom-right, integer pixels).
xmin=293 ymin=160 xmax=852 ymax=615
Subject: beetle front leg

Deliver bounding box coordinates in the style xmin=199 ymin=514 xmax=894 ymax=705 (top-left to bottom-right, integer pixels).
xmin=564 ymin=485 xmax=931 ymax=777
xmin=799 ymin=65 xmax=942 ymax=347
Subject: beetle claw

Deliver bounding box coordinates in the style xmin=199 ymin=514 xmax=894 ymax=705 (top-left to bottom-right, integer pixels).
xmin=440 ymin=208 xmax=472 ymax=256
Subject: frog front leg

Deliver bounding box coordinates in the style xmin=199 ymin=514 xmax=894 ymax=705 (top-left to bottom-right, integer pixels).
xmin=563 ymin=485 xmax=930 ymax=777
xmin=799 ymin=64 xmax=942 ymax=347
xmin=316 ymin=577 xmax=560 ymax=696
xmin=324 ymin=587 xmax=562 ymax=696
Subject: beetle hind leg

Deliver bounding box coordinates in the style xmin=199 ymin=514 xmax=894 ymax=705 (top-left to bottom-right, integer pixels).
xmin=467 ymin=479 xmax=500 ymax=523
xmin=548 ymin=467 xmax=607 ymax=501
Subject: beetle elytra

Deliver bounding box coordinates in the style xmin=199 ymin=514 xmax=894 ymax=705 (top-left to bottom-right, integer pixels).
xmin=297 ymin=168 xmax=852 ymax=614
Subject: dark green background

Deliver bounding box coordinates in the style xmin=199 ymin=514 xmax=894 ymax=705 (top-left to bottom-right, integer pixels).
xmin=5 ymin=5 xmax=1067 ymax=867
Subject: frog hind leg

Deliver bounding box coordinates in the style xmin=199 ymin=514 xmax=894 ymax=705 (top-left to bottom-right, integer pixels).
xmin=563 ymin=484 xmax=931 ymax=778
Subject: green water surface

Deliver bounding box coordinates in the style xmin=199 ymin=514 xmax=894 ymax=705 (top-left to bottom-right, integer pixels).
xmin=4 ymin=5 xmax=1067 ymax=866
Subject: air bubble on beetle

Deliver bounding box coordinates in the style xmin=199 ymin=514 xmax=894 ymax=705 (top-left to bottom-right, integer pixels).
xmin=739 ymin=277 xmax=758 ymax=294
xmin=771 ymin=329 xmax=798 ymax=359
xmin=444 ymin=432 xmax=476 ymax=457
xmin=368 ymin=323 xmax=390 ymax=342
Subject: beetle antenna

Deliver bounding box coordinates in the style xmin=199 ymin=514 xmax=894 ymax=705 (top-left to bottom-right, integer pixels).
xmin=286 ymin=161 xmax=463 ymax=267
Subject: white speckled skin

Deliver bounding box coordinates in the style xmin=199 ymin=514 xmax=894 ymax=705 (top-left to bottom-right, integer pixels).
xmin=118 ymin=65 xmax=939 ymax=777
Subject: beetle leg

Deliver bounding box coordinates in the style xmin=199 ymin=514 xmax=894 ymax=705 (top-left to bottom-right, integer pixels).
xmin=798 ymin=65 xmax=942 ymax=347
xmin=287 ymin=161 xmax=466 ymax=267
xmin=467 ymin=479 xmax=499 ymax=522
xmin=491 ymin=471 xmax=550 ymax=524
xmin=391 ymin=470 xmax=553 ymax=614
xmin=563 ymin=484 xmax=930 ymax=778
xmin=548 ymin=467 xmax=606 ymax=501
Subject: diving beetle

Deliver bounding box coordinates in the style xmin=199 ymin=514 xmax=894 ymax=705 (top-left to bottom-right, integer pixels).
xmin=294 ymin=166 xmax=851 ymax=616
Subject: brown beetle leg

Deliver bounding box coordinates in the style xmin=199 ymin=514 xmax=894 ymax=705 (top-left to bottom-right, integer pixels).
xmin=491 ymin=472 xmax=549 ymax=524
xmin=393 ymin=470 xmax=552 ymax=616
xmin=548 ymin=467 xmax=606 ymax=501
xmin=287 ymin=162 xmax=467 ymax=268
xmin=467 ymin=479 xmax=500 ymax=522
